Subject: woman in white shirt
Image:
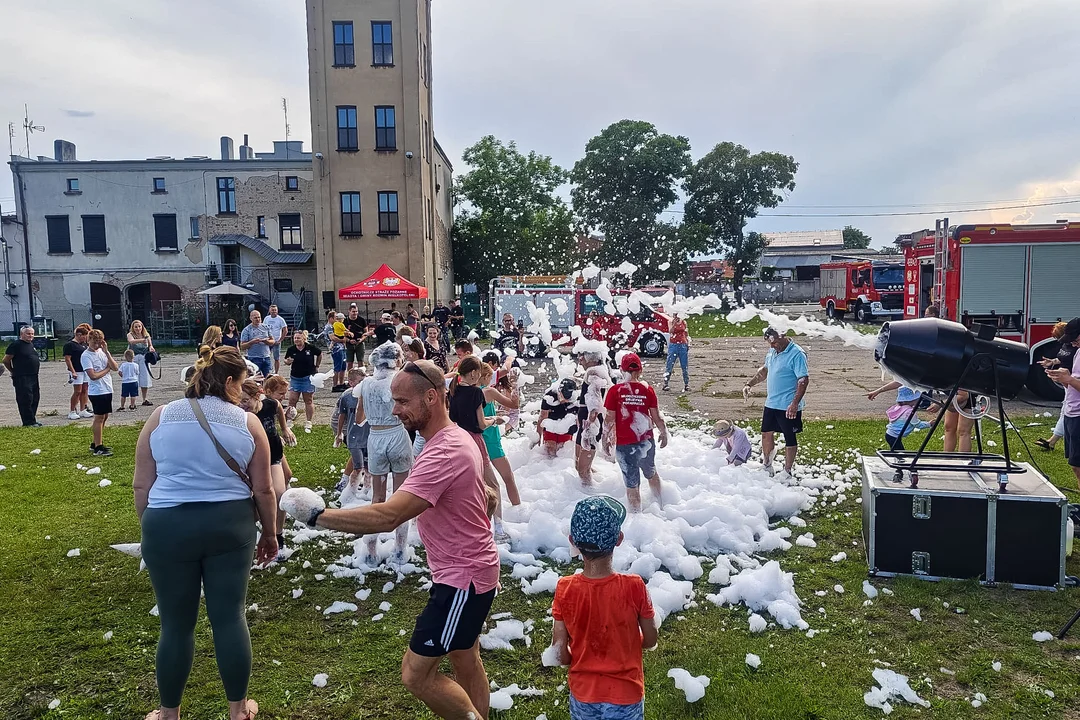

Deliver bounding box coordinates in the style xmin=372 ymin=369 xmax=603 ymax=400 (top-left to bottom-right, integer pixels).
xmin=127 ymin=319 xmax=156 ymax=406
xmin=133 ymin=345 xmax=277 ymax=720
xmin=81 ymin=329 xmax=118 ymax=456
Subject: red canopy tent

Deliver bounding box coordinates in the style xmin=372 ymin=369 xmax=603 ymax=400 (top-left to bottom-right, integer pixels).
xmin=337 ymin=264 xmax=429 ymax=300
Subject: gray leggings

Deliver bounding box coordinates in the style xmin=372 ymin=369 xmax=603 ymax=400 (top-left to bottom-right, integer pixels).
xmin=141 ymin=499 xmax=256 ymax=708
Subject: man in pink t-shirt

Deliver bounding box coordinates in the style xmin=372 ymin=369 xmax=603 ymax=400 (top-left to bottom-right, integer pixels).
xmin=280 ymin=359 xmax=500 ymax=719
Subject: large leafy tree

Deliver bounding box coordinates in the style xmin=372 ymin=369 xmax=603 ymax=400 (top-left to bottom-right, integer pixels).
xmin=843 ymin=225 xmax=872 ymax=249
xmin=684 ymin=142 xmax=798 ymax=303
xmin=571 ymin=120 xmax=696 ymax=280
xmin=452 ymin=136 xmax=577 ymax=285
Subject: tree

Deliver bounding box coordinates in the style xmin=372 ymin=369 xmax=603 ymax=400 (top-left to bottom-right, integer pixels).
xmin=451 ymin=136 xmax=578 ymax=285
xmin=843 ymin=225 xmax=872 ymax=249
xmin=683 ymin=142 xmax=798 ymax=303
xmin=571 ymin=120 xmax=696 ymax=280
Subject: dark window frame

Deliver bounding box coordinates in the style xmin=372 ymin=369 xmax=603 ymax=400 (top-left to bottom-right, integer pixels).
xmin=45 ymin=215 xmax=71 ymax=254
xmin=285 ymin=175 xmax=300 ymax=191
xmin=152 ymin=177 xmax=166 ymax=193
xmin=340 ymin=192 xmax=362 ymax=235
xmin=81 ymin=214 xmax=107 ymax=254
xmin=374 ymin=106 xmax=397 ymax=150
xmin=190 ymin=216 xmax=200 ymax=239
xmin=65 ymin=178 xmax=80 ymax=193
xmin=372 ymin=21 xmax=394 ymax=66
xmin=256 ymin=216 xmax=266 ymax=238
xmin=153 ymin=213 xmax=179 ymax=251
xmin=279 ymin=213 xmax=303 ymax=250
xmin=217 ymin=177 xmax=236 ymax=214
xmin=337 ymin=106 xmax=358 ymax=151
xmin=333 ymin=21 xmax=355 ymax=66
xmin=377 ymin=191 xmax=399 ymax=236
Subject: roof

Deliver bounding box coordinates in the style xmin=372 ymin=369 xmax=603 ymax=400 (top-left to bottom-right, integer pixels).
xmin=209 ymin=234 xmax=312 ymax=264
xmin=338 ymin=263 xmax=428 ymax=300
xmin=761 ymin=229 xmax=844 ymax=249
xmin=433 ymin=138 xmax=453 ymax=172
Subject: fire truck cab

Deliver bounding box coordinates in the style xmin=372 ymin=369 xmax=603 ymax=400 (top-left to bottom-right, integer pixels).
xmin=899 ymin=220 xmax=1080 ymax=400
xmin=819 ymin=260 xmax=905 ymax=322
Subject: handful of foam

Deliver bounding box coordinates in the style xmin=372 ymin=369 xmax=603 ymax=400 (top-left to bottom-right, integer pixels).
xmin=279 ymin=487 xmax=326 ymax=524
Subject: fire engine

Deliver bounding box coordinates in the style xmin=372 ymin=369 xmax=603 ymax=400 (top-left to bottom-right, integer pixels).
xmin=898 ymin=219 xmax=1080 ymax=400
xmin=489 ymin=276 xmax=672 ymax=358
xmin=819 ymin=259 xmax=905 ymax=322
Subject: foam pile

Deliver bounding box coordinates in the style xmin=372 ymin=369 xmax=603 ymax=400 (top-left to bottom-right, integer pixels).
xmin=727 ymin=304 xmax=878 ymax=350
xmin=864 ymin=669 xmax=930 ymax=714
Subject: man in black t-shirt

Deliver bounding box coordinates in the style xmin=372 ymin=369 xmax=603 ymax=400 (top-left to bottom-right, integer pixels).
xmin=63 ymin=325 xmax=93 ymax=419
xmin=494 ymin=313 xmax=524 ymax=356
xmin=3 ymin=325 xmax=42 ymax=427
xmin=449 ymin=300 xmax=466 ymax=341
xmin=432 ymin=301 xmax=451 ymax=350
xmin=344 ymin=305 xmax=369 ymax=369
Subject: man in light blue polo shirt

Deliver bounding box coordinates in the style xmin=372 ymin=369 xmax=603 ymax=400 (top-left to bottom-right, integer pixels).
xmin=240 ymin=309 xmax=275 ymax=378
xmin=742 ymin=327 xmax=810 ymax=478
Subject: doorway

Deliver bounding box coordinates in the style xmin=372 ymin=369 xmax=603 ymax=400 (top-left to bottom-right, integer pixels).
xmin=89 ymin=282 xmax=123 ymax=340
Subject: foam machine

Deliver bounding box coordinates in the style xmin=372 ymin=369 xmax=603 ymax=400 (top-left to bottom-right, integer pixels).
xmin=874 ymin=318 xmax=1031 ymax=492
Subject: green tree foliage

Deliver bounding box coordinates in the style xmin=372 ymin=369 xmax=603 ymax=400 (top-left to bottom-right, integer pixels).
xmin=571 ymin=120 xmax=696 ymax=280
xmin=451 ymin=136 xmax=577 ymax=285
xmin=684 ymin=142 xmax=798 ymax=302
xmin=842 ymin=225 xmax=872 ymax=249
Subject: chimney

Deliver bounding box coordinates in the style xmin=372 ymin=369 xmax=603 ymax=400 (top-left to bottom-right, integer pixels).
xmin=239 ymin=134 xmax=253 ymax=161
xmin=220 ymin=136 xmax=235 ymax=161
xmin=53 ymin=139 xmax=77 ymax=162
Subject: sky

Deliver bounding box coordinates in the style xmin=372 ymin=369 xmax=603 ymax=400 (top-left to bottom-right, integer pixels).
xmin=3 ymin=0 xmax=1080 ymax=251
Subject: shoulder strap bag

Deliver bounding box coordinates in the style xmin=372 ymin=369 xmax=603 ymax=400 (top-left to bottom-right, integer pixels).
xmin=188 ymin=397 xmax=252 ymax=490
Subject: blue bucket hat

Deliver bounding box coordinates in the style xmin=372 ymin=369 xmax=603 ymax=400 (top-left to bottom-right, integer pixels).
xmin=570 ymin=496 xmax=627 ymax=553
xmin=896 ymin=386 xmax=920 ymax=403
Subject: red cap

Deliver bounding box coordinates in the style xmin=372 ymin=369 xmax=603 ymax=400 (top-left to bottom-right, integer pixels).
xmin=620 ymin=352 xmax=643 ymax=372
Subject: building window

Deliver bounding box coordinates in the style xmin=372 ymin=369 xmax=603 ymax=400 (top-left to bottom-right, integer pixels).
xmin=372 ymin=21 xmax=393 ymax=66
xmin=279 ymin=213 xmax=302 ymax=249
xmin=82 ymin=215 xmax=107 ymax=253
xmin=154 ymin=214 xmax=178 ymax=251
xmin=333 ymin=21 xmax=355 ymax=66
xmin=337 ymin=106 xmax=358 ymax=150
xmin=377 ymin=191 xmax=399 ymax=235
xmin=285 ymin=175 xmax=300 ymax=191
xmin=45 ymin=215 xmax=71 ymax=253
xmin=256 ymin=216 xmax=266 ymax=238
xmin=375 ymin=106 xmax=396 ymax=150
xmin=190 ymin=216 xmax=200 ymax=239
xmin=217 ymin=177 xmax=236 ymax=213
xmin=152 ymin=177 xmax=166 ymax=193
xmin=340 ymin=192 xmax=362 ymax=235
xmin=66 ymin=178 xmax=80 ymax=193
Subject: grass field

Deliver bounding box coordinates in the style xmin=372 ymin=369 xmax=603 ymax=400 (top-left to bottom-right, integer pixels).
xmin=2 ymin=416 xmax=1079 ymax=719
xmin=685 ymin=309 xmax=879 ymax=340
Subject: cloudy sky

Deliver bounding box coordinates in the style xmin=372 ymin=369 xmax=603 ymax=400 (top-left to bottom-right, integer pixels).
xmin=3 ymin=0 xmax=1080 ymax=250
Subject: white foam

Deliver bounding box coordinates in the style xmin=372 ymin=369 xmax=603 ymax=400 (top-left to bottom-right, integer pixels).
xmin=745 ymin=653 xmax=761 ymax=669
xmin=667 ymin=668 xmax=711 ymax=702
xmin=864 ymin=669 xmax=930 ymax=713
xmin=1033 ymin=631 xmax=1054 ymax=642
xmin=489 ymin=683 xmax=545 ymax=711
xmin=323 ymin=601 xmax=357 ymax=615
xmin=727 ymin=304 xmax=878 ymax=350
xmin=312 ymin=673 xmax=328 ymax=687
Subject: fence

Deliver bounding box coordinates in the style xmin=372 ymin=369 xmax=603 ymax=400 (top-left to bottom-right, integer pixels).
xmin=741 ymin=279 xmax=820 ymax=305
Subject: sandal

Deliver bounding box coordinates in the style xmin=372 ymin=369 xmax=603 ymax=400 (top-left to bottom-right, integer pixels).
xmin=142 ymin=400 xmax=154 ymax=406
xmin=240 ymin=699 xmax=258 ymax=719
xmin=1035 ymin=438 xmax=1053 ymax=451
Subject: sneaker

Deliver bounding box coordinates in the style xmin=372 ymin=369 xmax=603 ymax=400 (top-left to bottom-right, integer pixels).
xmin=304 ymin=421 xmax=312 ymax=433
xmin=764 ymin=447 xmax=777 ymax=477
xmin=338 ymin=484 xmax=358 ymax=507
xmin=662 ymin=383 xmax=670 ymax=392
xmin=93 ymin=445 xmax=113 ymax=457
xmin=777 ymin=469 xmax=793 ymax=483
xmin=334 ymin=475 xmax=349 ymax=494
xmin=684 ymin=384 xmax=690 ymax=393
xmin=68 ymin=411 xmax=80 ymax=420
xmin=79 ymin=409 xmax=94 ymax=419
xmin=494 ymin=528 xmax=512 ymax=544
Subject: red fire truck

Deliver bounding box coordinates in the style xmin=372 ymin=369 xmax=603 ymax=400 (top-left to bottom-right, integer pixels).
xmin=819 ymin=260 xmax=905 ymax=322
xmin=898 ymin=219 xmax=1080 ymax=400
xmin=489 ymin=276 xmax=672 ymax=358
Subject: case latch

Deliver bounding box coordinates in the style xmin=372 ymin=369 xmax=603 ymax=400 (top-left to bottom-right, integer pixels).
xmin=912 ymin=495 xmax=931 ymax=519
xmin=912 ymin=551 xmax=930 ymax=575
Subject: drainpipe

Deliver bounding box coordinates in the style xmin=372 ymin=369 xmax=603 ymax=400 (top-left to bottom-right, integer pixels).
xmin=12 ymin=160 xmax=33 ymax=319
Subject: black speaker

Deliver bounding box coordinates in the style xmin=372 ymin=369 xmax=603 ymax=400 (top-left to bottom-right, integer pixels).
xmin=322 ymin=291 xmax=336 ymax=310
xmin=875 ymin=318 xmax=1029 ymax=398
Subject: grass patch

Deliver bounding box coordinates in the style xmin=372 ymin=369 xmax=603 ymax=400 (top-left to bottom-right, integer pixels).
xmin=686 ymin=310 xmax=879 ymax=339
xmin=1 ymin=416 xmax=1078 ymax=719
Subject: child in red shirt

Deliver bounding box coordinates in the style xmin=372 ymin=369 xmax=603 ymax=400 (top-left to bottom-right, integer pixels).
xmin=603 ymin=353 xmax=668 ymax=512
xmin=550 ymin=496 xmax=658 ymax=720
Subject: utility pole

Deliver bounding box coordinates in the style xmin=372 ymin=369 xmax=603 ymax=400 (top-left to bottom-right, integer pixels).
xmin=282 ymin=98 xmax=291 ymax=159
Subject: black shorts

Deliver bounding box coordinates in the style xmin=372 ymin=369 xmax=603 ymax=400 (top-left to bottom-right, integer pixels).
xmin=409 ymin=582 xmax=496 ymax=657
xmin=761 ymin=407 xmax=802 ymax=446
xmin=346 ymin=344 xmax=363 ymax=364
xmin=885 ymin=433 xmax=904 ymax=451
xmin=1064 ymin=415 xmax=1080 ymax=468
xmin=576 ymin=410 xmax=602 ymax=448
xmin=89 ymin=393 xmax=113 ymax=416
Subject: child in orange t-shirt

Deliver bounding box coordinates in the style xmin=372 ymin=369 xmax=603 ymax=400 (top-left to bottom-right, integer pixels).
xmin=550 ymin=496 xmax=658 ymax=719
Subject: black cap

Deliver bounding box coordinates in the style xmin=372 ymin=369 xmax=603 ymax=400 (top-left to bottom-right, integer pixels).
xmin=1062 ymin=317 xmax=1080 ymax=344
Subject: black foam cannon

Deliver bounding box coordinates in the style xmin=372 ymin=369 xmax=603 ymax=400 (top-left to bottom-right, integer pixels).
xmin=874 ymin=318 xmax=1030 ymax=399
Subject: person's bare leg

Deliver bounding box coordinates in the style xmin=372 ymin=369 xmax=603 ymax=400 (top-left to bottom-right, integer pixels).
xmin=482 ymin=462 xmax=502 ymax=520
xmin=784 ymin=446 xmax=798 ymax=473
xmin=761 ymin=431 xmax=776 ymax=465
xmin=626 ymin=486 xmax=642 ymax=513
xmin=943 ymin=409 xmax=958 ymax=452
xmin=69 ymin=387 xmax=78 ymax=413
xmin=543 ymin=441 xmax=557 ymax=458
xmin=392 ymin=471 xmax=409 ymax=552
xmin=141 ymin=385 xmax=149 ymax=403
xmin=80 ymin=386 xmax=90 ymax=413
xmin=287 ymin=390 xmax=300 ymax=415
xmin=401 ymin=650 xmax=482 ymax=719
xmin=958 ymin=417 xmax=974 ymax=453
xmin=271 ymin=465 xmax=287 ymax=535
xmin=449 ymin=642 xmax=490 ymax=719
xmin=93 ymin=415 xmax=104 ymax=446
xmin=303 ymin=392 xmax=314 ymax=422
xmin=1071 ymin=466 xmax=1080 ymax=491
xmin=647 ymin=473 xmax=663 ymax=510
xmin=366 ymin=474 xmax=388 ymax=559
xmin=576 ymin=446 xmax=596 ymax=486
xmin=491 ymin=457 xmax=520 ymax=506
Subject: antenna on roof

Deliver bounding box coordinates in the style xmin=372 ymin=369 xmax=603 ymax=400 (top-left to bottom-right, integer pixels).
xmin=22 ymin=104 xmax=45 ymax=158
xmin=282 ymin=98 xmax=290 ymax=159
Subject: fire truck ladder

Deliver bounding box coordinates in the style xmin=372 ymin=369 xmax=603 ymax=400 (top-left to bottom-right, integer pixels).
xmin=931 ymin=216 xmax=950 ymax=315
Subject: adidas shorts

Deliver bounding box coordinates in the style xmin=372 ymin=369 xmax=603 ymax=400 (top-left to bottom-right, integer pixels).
xmin=409 ymin=582 xmax=496 ymax=657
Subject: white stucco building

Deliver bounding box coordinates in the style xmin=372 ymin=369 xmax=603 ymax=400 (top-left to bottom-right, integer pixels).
xmin=8 ymin=137 xmax=317 ymax=340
